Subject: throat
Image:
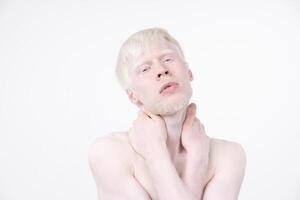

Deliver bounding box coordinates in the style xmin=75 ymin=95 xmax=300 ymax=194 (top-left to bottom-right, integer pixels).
xmin=161 ymin=104 xmax=188 ymax=160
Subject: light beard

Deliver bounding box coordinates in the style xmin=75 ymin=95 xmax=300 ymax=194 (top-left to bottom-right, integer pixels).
xmin=148 ymin=88 xmax=193 ymax=116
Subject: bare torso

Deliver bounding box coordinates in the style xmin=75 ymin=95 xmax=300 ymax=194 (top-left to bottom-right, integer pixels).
xmin=107 ymin=131 xmax=225 ymax=199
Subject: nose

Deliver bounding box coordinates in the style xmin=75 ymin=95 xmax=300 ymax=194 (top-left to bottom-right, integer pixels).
xmin=157 ymin=70 xmax=170 ymax=78
xmin=156 ymin=65 xmax=171 ymax=80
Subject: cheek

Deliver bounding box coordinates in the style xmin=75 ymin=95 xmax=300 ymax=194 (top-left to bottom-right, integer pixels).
xmin=132 ymin=74 xmax=153 ymax=90
xmin=131 ymin=81 xmax=151 ymax=100
xmin=130 ymin=75 xmax=143 ymax=90
xmin=136 ymin=87 xmax=157 ymax=105
xmin=133 ymin=81 xmax=147 ymax=93
xmin=174 ymin=68 xmax=189 ymax=81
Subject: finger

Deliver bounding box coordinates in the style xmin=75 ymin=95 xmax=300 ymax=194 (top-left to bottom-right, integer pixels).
xmin=190 ymin=103 xmax=197 ymax=116
xmin=183 ymin=103 xmax=197 ymax=126
xmin=137 ymin=109 xmax=149 ymax=121
xmin=194 ymin=117 xmax=208 ymax=136
xmin=141 ymin=106 xmax=155 ymax=119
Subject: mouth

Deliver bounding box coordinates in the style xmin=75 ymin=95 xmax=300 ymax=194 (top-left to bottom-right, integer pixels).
xmin=159 ymin=82 xmax=179 ymax=94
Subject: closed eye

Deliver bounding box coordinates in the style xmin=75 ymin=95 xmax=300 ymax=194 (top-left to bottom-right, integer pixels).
xmin=163 ymin=56 xmax=174 ymax=63
xmin=142 ymin=67 xmax=150 ymax=72
xmin=138 ymin=64 xmax=151 ymax=73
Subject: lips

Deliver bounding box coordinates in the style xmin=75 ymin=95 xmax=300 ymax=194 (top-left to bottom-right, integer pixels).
xmin=159 ymin=82 xmax=179 ymax=93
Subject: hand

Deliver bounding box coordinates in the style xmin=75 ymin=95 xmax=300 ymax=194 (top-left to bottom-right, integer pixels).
xmin=181 ymin=103 xmax=210 ymax=199
xmin=181 ymin=103 xmax=210 ymax=160
xmin=128 ymin=107 xmax=168 ymax=161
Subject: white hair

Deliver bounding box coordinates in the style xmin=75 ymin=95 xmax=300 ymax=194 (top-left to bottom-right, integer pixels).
xmin=115 ymin=27 xmax=186 ymax=90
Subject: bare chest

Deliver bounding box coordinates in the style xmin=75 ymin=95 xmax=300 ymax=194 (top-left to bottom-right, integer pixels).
xmin=132 ymin=153 xmax=215 ymax=200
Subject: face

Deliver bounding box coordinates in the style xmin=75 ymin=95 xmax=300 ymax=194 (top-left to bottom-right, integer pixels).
xmin=126 ymin=41 xmax=193 ymax=116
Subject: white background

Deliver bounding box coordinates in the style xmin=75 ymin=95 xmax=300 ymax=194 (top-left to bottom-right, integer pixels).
xmin=0 ymin=0 xmax=299 ymax=199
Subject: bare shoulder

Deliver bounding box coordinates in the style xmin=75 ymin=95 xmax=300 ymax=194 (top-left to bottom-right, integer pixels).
xmin=202 ymin=138 xmax=247 ymax=198
xmin=88 ymin=133 xmax=152 ymax=199
xmin=209 ymin=137 xmax=246 ymax=154
xmin=209 ymin=137 xmax=247 ymax=173
xmin=88 ymin=131 xmax=135 ymax=173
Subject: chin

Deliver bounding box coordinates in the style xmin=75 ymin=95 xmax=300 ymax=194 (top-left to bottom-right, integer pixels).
xmin=149 ymin=89 xmax=192 ymax=116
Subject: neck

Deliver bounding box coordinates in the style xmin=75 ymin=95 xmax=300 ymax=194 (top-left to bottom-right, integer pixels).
xmin=160 ymin=104 xmax=188 ymax=161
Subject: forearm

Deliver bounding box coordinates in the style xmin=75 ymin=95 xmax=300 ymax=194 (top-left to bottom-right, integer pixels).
xmin=182 ymin=159 xmax=207 ymax=200
xmin=145 ymin=146 xmax=197 ymax=200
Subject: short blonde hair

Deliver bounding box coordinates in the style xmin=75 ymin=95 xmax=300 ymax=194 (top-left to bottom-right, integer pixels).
xmin=115 ymin=27 xmax=186 ymax=90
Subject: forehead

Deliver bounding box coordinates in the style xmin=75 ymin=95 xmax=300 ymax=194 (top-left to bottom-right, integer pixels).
xmin=130 ymin=42 xmax=179 ymax=64
xmin=137 ymin=48 xmax=176 ymax=60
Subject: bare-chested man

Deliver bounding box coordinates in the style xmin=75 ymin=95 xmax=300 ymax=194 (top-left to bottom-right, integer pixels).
xmin=88 ymin=28 xmax=247 ymax=200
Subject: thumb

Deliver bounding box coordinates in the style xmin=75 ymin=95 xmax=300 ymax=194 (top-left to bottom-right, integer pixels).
xmin=183 ymin=103 xmax=197 ymax=128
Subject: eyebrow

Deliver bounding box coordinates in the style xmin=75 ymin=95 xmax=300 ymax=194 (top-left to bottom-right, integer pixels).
xmin=159 ymin=49 xmax=177 ymax=55
xmin=133 ymin=49 xmax=177 ymax=69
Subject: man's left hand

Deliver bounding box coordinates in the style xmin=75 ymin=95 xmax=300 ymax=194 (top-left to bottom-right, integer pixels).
xmin=181 ymin=103 xmax=210 ymax=199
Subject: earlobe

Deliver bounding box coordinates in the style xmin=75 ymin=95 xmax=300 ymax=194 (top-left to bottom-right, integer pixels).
xmin=126 ymin=89 xmax=135 ymax=103
xmin=126 ymin=89 xmax=143 ymax=107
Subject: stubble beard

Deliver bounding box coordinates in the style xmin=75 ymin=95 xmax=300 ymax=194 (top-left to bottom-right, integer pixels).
xmin=144 ymin=86 xmax=193 ymax=116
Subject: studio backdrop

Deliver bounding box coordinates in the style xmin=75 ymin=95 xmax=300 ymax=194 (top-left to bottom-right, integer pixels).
xmin=0 ymin=0 xmax=299 ymax=200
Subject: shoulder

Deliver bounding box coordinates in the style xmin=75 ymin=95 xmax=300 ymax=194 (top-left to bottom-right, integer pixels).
xmin=88 ymin=131 xmax=131 ymax=150
xmin=202 ymin=139 xmax=247 ymax=198
xmin=210 ymin=137 xmax=246 ymax=155
xmin=209 ymin=137 xmax=247 ymax=173
xmin=88 ymin=131 xmax=135 ymax=174
xmin=88 ymin=133 xmax=153 ymax=199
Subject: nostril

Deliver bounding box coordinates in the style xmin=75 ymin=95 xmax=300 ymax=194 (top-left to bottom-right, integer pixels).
xmin=157 ymin=70 xmax=169 ymax=79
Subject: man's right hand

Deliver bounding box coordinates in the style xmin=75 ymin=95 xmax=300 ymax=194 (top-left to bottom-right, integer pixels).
xmin=128 ymin=107 xmax=169 ymax=161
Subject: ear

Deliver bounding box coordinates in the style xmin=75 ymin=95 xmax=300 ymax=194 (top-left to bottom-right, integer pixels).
xmin=125 ymin=89 xmax=143 ymax=108
xmin=188 ymin=69 xmax=194 ymax=81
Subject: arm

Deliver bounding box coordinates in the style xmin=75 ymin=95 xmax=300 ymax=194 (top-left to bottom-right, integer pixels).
xmin=182 ymin=155 xmax=208 ymax=200
xmin=180 ymin=103 xmax=210 ymax=200
xmin=128 ymin=108 xmax=198 ymax=200
xmin=144 ymin=145 xmax=198 ymax=200
xmin=88 ymin=137 xmax=151 ymax=200
xmin=203 ymin=142 xmax=247 ymax=200
xmin=180 ymin=104 xmax=246 ymax=200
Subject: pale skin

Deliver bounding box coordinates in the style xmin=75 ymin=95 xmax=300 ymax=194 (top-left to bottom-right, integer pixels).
xmin=88 ymin=41 xmax=247 ymax=200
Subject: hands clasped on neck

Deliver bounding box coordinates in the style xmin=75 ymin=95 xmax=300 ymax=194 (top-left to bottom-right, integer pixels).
xmin=128 ymin=102 xmax=210 ymax=199
xmin=128 ymin=102 xmax=210 ymax=165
